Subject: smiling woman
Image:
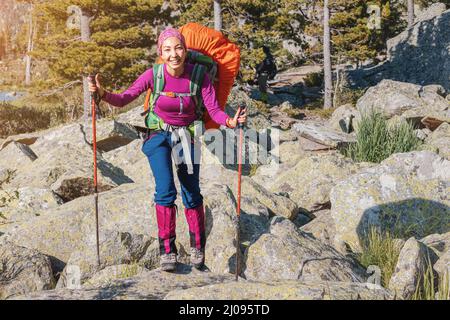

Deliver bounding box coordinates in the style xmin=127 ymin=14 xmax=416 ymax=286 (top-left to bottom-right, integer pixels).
xmin=159 ymin=36 xmax=187 ymax=77
xmin=88 ymin=26 xmax=245 ymax=273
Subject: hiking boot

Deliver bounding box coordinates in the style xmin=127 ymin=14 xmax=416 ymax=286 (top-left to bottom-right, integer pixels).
xmin=160 ymin=253 xmax=177 ymax=272
xmin=190 ymin=247 xmax=205 ymax=270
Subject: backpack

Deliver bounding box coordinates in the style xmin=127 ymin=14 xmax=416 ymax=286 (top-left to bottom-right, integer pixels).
xmin=142 ymin=51 xmax=217 ymax=136
xmin=142 ymin=23 xmax=240 ymax=131
xmin=266 ymin=56 xmax=277 ymax=80
xmin=258 ymin=55 xmax=277 ymax=80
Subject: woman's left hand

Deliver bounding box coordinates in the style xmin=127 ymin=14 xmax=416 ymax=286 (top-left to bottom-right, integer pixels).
xmin=227 ymin=106 xmax=247 ymax=128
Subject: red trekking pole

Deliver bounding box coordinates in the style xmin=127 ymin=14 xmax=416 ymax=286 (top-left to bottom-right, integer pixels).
xmin=88 ymin=74 xmax=101 ymax=267
xmin=235 ymin=107 xmax=245 ymax=281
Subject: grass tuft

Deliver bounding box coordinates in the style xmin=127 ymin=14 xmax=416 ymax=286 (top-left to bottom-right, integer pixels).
xmin=411 ymin=256 xmax=449 ymax=300
xmin=342 ymin=110 xmax=422 ymax=163
xmin=357 ymin=227 xmax=402 ymax=287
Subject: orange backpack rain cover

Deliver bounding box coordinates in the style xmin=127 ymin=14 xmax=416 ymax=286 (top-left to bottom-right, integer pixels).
xmin=180 ymin=23 xmax=241 ymax=130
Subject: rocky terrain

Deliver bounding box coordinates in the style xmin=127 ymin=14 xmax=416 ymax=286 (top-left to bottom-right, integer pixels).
xmin=0 ymin=6 xmax=449 ymax=301
xmin=348 ymin=6 xmax=450 ymax=92
xmin=1 ymin=75 xmax=448 ymax=300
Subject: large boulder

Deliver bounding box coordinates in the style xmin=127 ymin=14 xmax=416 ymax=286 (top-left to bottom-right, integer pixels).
xmin=165 ymin=280 xmax=394 ymax=300
xmin=356 ymin=80 xmax=449 ymax=121
xmin=433 ymin=250 xmax=450 ymax=283
xmin=5 ymin=142 xmax=134 ymax=202
xmin=103 ymin=139 xmax=151 ymax=184
xmin=420 ymin=232 xmax=450 ymax=258
xmin=423 ymin=122 xmax=450 ymax=159
xmin=0 ymin=242 xmax=55 ymax=299
xmin=30 ymin=120 xmax=139 ymax=155
xmin=328 ymin=104 xmax=361 ymax=133
xmin=388 ymin=237 xmax=435 ymax=300
xmin=293 ymin=121 xmax=356 ymax=149
xmin=0 ymin=182 xmax=154 ymax=271
xmin=348 ymin=9 xmax=450 ymax=91
xmin=269 ymin=153 xmax=369 ymax=212
xmin=0 ymin=141 xmax=37 ymax=171
xmin=0 ymin=187 xmax=63 ymax=225
xmin=330 ymin=151 xmax=450 ymax=253
xmin=55 ymin=230 xmax=153 ymax=288
xmin=300 ymin=209 xmax=336 ymax=247
xmin=386 ymin=8 xmax=450 ymax=90
xmin=244 ymin=217 xmax=366 ymax=283
xmin=414 ymin=3 xmax=447 ymax=23
xmin=231 ymin=177 xmax=298 ymax=220
xmin=11 ymin=265 xmax=393 ymax=300
xmin=11 ymin=265 xmax=235 ymax=300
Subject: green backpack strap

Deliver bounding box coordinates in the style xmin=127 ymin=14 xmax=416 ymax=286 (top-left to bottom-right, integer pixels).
xmin=190 ymin=64 xmax=207 ymax=120
xmin=187 ymin=50 xmax=218 ymax=83
xmin=144 ymin=64 xmax=165 ymax=131
xmin=151 ymin=63 xmax=165 ymax=112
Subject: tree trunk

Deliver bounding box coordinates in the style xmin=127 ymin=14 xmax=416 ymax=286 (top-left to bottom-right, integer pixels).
xmin=25 ymin=4 xmax=33 ymax=86
xmin=80 ymin=10 xmax=91 ymax=119
xmin=407 ymin=0 xmax=415 ymax=29
xmin=323 ymin=0 xmax=333 ymax=109
xmin=214 ymin=0 xmax=222 ymax=31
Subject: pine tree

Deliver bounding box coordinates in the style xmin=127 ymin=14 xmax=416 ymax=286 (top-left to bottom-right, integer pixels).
xmin=30 ymin=0 xmax=172 ymax=90
xmin=214 ymin=0 xmax=222 ymax=31
xmin=305 ymin=0 xmax=405 ymax=66
xmin=323 ymin=0 xmax=333 ymax=109
xmin=407 ymin=0 xmax=415 ymax=28
xmin=175 ymin=0 xmax=308 ymax=81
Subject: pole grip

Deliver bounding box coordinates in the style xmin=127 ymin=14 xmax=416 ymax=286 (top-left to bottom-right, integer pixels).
xmin=88 ymin=73 xmax=100 ymax=105
xmin=237 ymin=105 xmax=246 ymax=129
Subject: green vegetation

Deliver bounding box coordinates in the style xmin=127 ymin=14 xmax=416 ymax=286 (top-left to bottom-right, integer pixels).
xmin=306 ymin=0 xmax=405 ymax=65
xmin=0 ymin=84 xmax=145 ymax=138
xmin=357 ymin=227 xmax=401 ymax=287
xmin=333 ymin=87 xmax=365 ymax=107
xmin=412 ymin=256 xmax=449 ymax=300
xmin=25 ymin=0 xmax=172 ymax=89
xmin=303 ymin=71 xmax=324 ymax=88
xmin=0 ymin=102 xmax=64 ymax=138
xmin=117 ymin=263 xmax=141 ymax=279
xmin=249 ymin=164 xmax=260 ymax=177
xmin=303 ymin=98 xmax=337 ymax=119
xmin=342 ymin=110 xmax=422 ymax=163
xmin=178 ymin=0 xmax=308 ymax=81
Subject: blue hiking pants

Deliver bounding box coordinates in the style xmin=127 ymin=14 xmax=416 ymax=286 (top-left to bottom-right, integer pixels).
xmin=141 ymin=131 xmax=203 ymax=209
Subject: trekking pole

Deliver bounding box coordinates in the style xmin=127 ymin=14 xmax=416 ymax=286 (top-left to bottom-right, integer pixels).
xmin=88 ymin=74 xmax=101 ymax=267
xmin=235 ymin=107 xmax=245 ymax=281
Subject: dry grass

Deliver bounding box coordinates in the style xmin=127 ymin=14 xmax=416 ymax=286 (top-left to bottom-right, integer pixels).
xmin=357 ymin=227 xmax=402 ymax=287
xmin=412 ymin=257 xmax=449 ymax=300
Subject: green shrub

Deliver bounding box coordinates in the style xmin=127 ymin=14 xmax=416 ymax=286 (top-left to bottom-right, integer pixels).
xmin=333 ymin=87 xmax=365 ymax=107
xmin=357 ymin=227 xmax=401 ymax=287
xmin=303 ymin=71 xmax=324 ymax=88
xmin=342 ymin=110 xmax=422 ymax=163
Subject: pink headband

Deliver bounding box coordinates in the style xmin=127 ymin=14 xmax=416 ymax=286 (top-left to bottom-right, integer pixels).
xmin=157 ymin=27 xmax=186 ymax=56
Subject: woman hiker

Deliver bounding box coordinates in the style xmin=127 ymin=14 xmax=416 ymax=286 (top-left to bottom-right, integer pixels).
xmin=89 ymin=28 xmax=247 ymax=272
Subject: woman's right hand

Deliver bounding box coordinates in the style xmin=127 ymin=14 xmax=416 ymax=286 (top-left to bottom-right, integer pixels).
xmin=88 ymin=73 xmax=105 ymax=99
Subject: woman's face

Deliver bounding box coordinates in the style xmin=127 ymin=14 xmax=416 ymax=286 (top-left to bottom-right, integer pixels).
xmin=160 ymin=36 xmax=186 ymax=72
